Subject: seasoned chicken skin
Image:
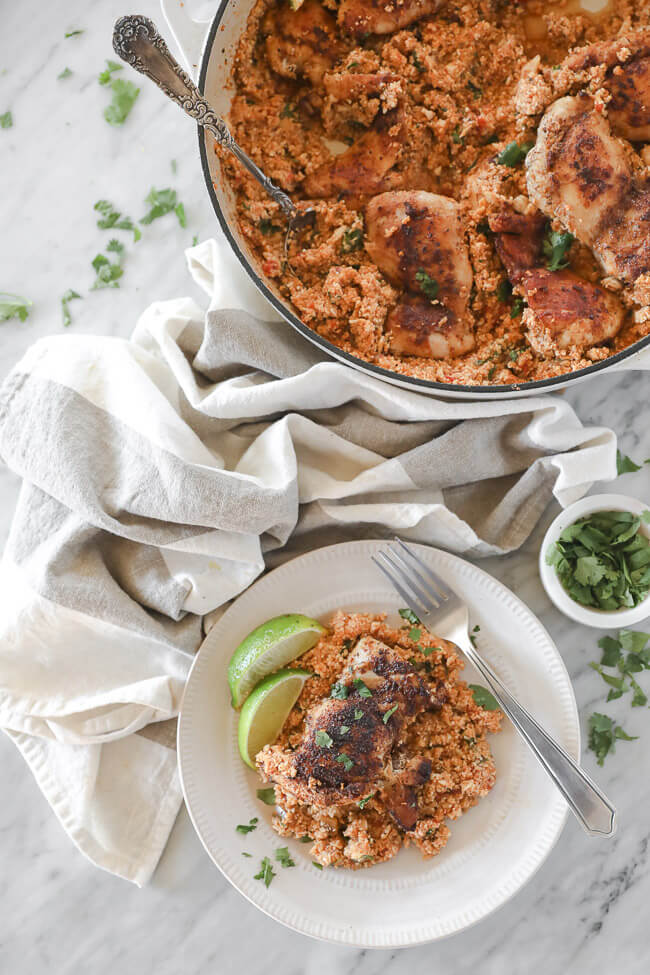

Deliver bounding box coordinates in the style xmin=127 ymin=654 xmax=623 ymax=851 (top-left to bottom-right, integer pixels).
xmin=365 ymin=191 xmax=475 ymax=358
xmin=257 ymin=636 xmax=444 ymax=825
xmin=338 ymin=0 xmax=441 ymax=39
xmin=489 ymin=206 xmax=624 ymax=353
xmin=527 ymin=93 xmax=650 ymax=299
xmin=263 ymin=0 xmax=344 ymax=86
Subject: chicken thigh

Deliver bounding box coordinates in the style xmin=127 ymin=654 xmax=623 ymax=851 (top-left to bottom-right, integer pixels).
xmin=365 ymin=191 xmax=475 ymax=358
xmin=338 ymin=0 xmax=441 ymax=39
xmin=264 ymin=0 xmax=344 ymax=86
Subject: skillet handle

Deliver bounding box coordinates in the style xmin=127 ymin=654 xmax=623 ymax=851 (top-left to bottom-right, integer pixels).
xmin=112 ymin=15 xmax=297 ymax=218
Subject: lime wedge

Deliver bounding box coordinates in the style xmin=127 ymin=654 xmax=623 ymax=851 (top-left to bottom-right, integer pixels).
xmin=238 ymin=668 xmax=311 ymax=768
xmin=228 ymin=613 xmax=326 ymax=708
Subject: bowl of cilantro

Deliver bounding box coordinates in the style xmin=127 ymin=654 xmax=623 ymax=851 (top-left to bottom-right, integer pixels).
xmin=540 ymin=494 xmax=650 ymax=628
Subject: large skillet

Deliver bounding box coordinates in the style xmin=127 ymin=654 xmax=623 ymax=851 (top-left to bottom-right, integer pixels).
xmin=160 ymin=0 xmax=650 ymax=400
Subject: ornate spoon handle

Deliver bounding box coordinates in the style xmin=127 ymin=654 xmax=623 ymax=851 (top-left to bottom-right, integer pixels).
xmin=112 ymin=14 xmax=297 ymax=219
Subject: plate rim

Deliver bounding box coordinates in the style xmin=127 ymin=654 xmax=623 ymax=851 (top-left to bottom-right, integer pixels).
xmin=178 ymin=540 xmax=580 ymax=947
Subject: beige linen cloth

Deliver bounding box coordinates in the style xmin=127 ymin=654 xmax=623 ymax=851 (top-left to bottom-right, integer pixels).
xmin=0 ymin=235 xmax=626 ymax=884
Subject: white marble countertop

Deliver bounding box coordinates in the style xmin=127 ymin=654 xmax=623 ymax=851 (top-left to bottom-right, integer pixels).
xmin=1 ymin=1 xmax=650 ymax=972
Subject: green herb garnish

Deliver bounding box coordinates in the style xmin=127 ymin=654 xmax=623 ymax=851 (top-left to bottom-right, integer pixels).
xmin=496 ymin=140 xmax=534 ymax=166
xmin=242 ymin=852 xmax=252 ymax=857
xmin=61 ymin=289 xmax=81 ymax=327
xmin=341 ymin=227 xmax=363 ymax=253
xmin=0 ymin=111 xmax=13 ymax=129
xmin=409 ymin=627 xmax=422 ymax=642
xmin=94 ymin=199 xmax=141 ymax=242
xmin=588 ymin=712 xmax=637 ymax=766
xmin=64 ymin=29 xmax=84 ymax=38
xmin=339 ymin=725 xmax=350 ymax=735
xmin=0 ymin=293 xmax=31 ymax=322
xmin=543 ymin=229 xmax=574 ymax=271
xmin=98 ymin=59 xmax=123 ymax=86
xmin=399 ymin=608 xmax=421 ymax=624
xmin=469 ymin=684 xmax=500 ymax=711
xmin=57 ymin=68 xmax=73 ymax=81
xmin=275 ymin=846 xmax=295 ymax=868
xmin=452 ymin=127 xmax=463 ymax=145
xmin=258 ymin=217 xmax=281 ymax=236
xmin=254 ymin=856 xmax=276 ymax=887
xmin=312 ymin=861 xmax=323 ymax=870
xmin=141 ymin=187 xmax=184 ymax=226
xmin=315 ymin=730 xmax=334 ymax=748
xmin=330 ymin=682 xmax=349 ymax=700
xmin=91 ymin=240 xmax=124 ymax=290
xmin=358 ymin=793 xmax=374 ymax=809
xmin=383 ymin=704 xmax=398 ymax=724
xmin=412 ymin=53 xmax=425 ymax=73
xmin=617 ymin=450 xmax=642 ymax=475
xmin=299 ymin=835 xmax=312 ymax=843
xmin=236 ymin=817 xmax=259 ymax=834
xmin=415 ymin=268 xmax=439 ymax=299
xmin=546 ymin=510 xmax=650 ymax=610
xmin=256 ymin=787 xmax=276 ymax=805
xmin=175 ymin=202 xmax=187 ymax=228
xmin=354 ymin=708 xmax=363 ymax=720
xmin=467 ymin=80 xmax=482 ymax=98
xmin=510 ymin=296 xmax=525 ymax=318
xmin=279 ymin=102 xmax=296 ymax=119
xmin=103 ymin=78 xmax=139 ymax=125
xmin=336 ymin=753 xmax=354 ymax=771
xmin=353 ymin=678 xmax=372 ymax=698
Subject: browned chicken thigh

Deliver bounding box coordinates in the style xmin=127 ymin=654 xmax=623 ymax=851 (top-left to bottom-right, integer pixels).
xmin=263 ymin=0 xmax=344 ymax=86
xmin=365 ymin=190 xmax=475 ymax=357
xmin=338 ymin=0 xmax=441 ymax=38
xmin=489 ymin=206 xmax=624 ymax=353
xmin=257 ymin=636 xmax=444 ymax=829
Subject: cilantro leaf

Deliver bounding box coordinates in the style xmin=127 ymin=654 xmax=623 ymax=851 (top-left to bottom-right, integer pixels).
xmin=175 ymin=202 xmax=187 ymax=228
xmin=336 ymin=753 xmax=354 ymax=771
xmin=617 ymin=450 xmax=642 ymax=475
xmin=90 ymin=248 xmax=123 ymax=290
xmin=57 ymin=67 xmax=73 ymax=81
xmin=496 ymin=140 xmax=534 ymax=166
xmin=64 ymin=29 xmax=84 ymax=38
xmin=353 ymin=678 xmax=372 ymax=698
xmin=415 ymin=269 xmax=439 ymax=299
xmin=315 ymin=730 xmax=333 ymax=748
xmin=98 ymin=59 xmax=123 ymax=86
xmin=341 ymin=227 xmax=363 ymax=253
xmin=588 ymin=712 xmax=637 ymax=766
xmin=254 ymin=856 xmax=276 ymax=887
xmin=94 ymin=199 xmax=141 ymax=242
xmin=399 ymin=608 xmax=421 ymax=625
xmin=382 ymin=704 xmax=398 ymax=724
xmin=354 ymin=708 xmax=363 ymax=720
xmin=140 ymin=187 xmax=182 ymax=225
xmin=598 ymin=635 xmax=622 ymax=667
xmin=104 ymin=78 xmax=139 ymax=126
xmin=256 ymin=787 xmax=276 ymax=805
xmin=358 ymin=793 xmax=375 ymax=809
xmin=543 ymin=229 xmax=574 ymax=271
xmin=469 ymin=684 xmax=500 ymax=711
xmin=274 ymin=846 xmax=295 ymax=868
xmin=0 ymin=111 xmax=13 ymax=129
xmin=409 ymin=627 xmax=422 ymax=642
xmin=61 ymin=289 xmax=81 ymax=327
xmin=235 ymin=817 xmax=258 ymax=834
xmin=330 ymin=681 xmax=349 ymax=699
xmin=0 ymin=293 xmax=31 ymax=322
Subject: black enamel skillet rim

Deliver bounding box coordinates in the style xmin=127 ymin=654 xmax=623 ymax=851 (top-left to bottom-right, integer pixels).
xmin=196 ymin=0 xmax=650 ymax=397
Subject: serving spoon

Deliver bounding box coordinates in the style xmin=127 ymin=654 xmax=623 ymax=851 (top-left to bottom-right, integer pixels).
xmin=112 ymin=14 xmax=316 ymax=248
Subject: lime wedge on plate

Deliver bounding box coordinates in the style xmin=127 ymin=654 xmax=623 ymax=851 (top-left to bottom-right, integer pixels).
xmin=238 ymin=668 xmax=311 ymax=768
xmin=228 ymin=613 xmax=326 ymax=708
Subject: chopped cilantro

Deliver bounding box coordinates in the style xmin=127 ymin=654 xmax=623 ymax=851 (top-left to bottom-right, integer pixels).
xmin=330 ymin=681 xmax=349 ymax=700
xmin=94 ymin=199 xmax=141 ymax=242
xmin=588 ymin=712 xmax=637 ymax=766
xmin=452 ymin=126 xmax=463 ymax=145
xmin=545 ymin=510 xmax=650 ymax=610
xmin=241 ymin=852 xmax=252 ymax=857
xmin=399 ymin=608 xmax=421 ymax=625
xmin=0 ymin=293 xmax=31 ymax=322
xmin=383 ymin=704 xmax=398 ymax=724
xmin=315 ymin=729 xmax=333 ymax=748
xmin=341 ymin=227 xmax=363 ymax=253
xmin=543 ymin=229 xmax=574 ymax=271
xmin=236 ymin=817 xmax=259 ymax=834
xmin=510 ymin=296 xmax=525 ymax=318
xmin=103 ymin=78 xmax=140 ymax=125
xmin=299 ymin=835 xmax=312 ymax=843
xmin=416 ymin=269 xmax=439 ymax=298
xmin=0 ymin=111 xmax=13 ymax=129
xmin=275 ymin=846 xmax=295 ymax=868
xmin=339 ymin=725 xmax=350 ymax=735
xmin=90 ymin=242 xmax=124 ymax=290
xmin=98 ymin=59 xmax=123 ymax=86
xmin=192 ymin=234 xmax=199 ymax=247
xmin=256 ymin=787 xmax=276 ymax=805
xmin=353 ymin=678 xmax=372 ymax=699
xmin=496 ymin=140 xmax=534 ymax=166
xmin=64 ymin=29 xmax=84 ymax=38
xmin=469 ymin=684 xmax=500 ymax=711
xmin=175 ymin=202 xmax=187 ymax=228
xmin=358 ymin=793 xmax=375 ymax=809
xmin=61 ymin=289 xmax=81 ymax=327
xmin=279 ymin=102 xmax=296 ymax=119
xmin=354 ymin=708 xmax=363 ymax=720
xmin=312 ymin=861 xmax=323 ymax=870
xmin=617 ymin=450 xmax=642 ymax=475
xmin=258 ymin=217 xmax=281 ymax=235
xmin=57 ymin=67 xmax=73 ymax=81
xmin=254 ymin=856 xmax=276 ymax=887
xmin=409 ymin=627 xmax=422 ymax=642
xmin=336 ymin=753 xmax=354 ymax=771
xmin=412 ymin=53 xmax=425 ymax=73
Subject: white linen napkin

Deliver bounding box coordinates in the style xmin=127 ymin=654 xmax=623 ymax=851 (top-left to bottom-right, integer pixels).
xmin=0 ymin=229 xmax=641 ymax=885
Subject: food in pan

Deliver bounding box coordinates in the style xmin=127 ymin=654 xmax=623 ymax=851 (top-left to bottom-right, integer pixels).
xmin=217 ymin=0 xmax=650 ymax=385
xmin=238 ymin=610 xmax=502 ymax=869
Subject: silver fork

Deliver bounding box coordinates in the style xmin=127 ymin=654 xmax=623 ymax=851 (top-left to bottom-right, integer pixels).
xmin=372 ymin=538 xmax=617 ymax=837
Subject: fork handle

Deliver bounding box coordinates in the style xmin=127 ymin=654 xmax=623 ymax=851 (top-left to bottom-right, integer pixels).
xmin=112 ymin=15 xmax=297 ymax=218
xmin=460 ymin=638 xmax=616 ymax=836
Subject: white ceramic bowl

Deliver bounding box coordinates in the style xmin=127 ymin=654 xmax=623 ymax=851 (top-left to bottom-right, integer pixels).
xmin=539 ymin=493 xmax=650 ymax=628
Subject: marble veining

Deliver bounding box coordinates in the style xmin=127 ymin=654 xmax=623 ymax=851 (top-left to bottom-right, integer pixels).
xmin=1 ymin=1 xmax=650 ymax=972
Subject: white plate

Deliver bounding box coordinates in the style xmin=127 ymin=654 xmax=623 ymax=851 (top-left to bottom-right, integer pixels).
xmin=178 ymin=541 xmax=579 ymax=947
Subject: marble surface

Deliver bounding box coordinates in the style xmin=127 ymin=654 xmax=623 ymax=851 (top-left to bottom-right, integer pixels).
xmin=1 ymin=1 xmax=650 ymax=972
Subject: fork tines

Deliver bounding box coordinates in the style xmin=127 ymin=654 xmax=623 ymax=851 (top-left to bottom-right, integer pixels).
xmin=371 ymin=539 xmax=449 ymax=618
